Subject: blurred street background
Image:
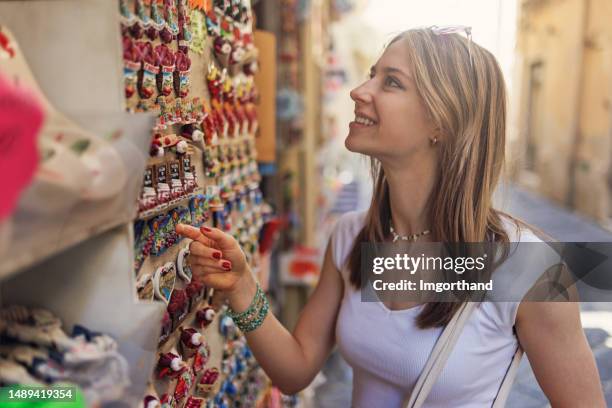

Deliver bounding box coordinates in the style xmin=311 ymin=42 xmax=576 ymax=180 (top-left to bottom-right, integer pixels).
xmin=280 ymin=1 xmax=612 ymax=406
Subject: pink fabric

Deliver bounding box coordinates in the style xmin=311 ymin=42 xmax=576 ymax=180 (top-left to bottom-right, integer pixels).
xmin=0 ymin=73 xmax=44 ymax=220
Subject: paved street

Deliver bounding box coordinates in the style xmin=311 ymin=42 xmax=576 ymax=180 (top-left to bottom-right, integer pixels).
xmin=501 ymin=184 xmax=612 ymax=407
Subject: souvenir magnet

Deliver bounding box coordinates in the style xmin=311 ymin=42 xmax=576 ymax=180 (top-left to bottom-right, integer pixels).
xmin=179 ymin=327 xmax=203 ymax=359
xmin=153 ymin=262 xmax=176 ymax=303
xmin=155 ymin=163 xmax=171 ymax=205
xmin=155 ymin=44 xmax=176 ymax=96
xmin=196 ymin=306 xmax=216 ymax=328
xmin=192 ymin=342 xmax=211 ymax=373
xmin=157 ymin=351 xmax=187 ymax=379
xmin=137 ymin=273 xmax=155 ymax=301
xmin=177 ymin=246 xmax=192 ymax=283
xmin=196 ymin=367 xmax=219 ymax=395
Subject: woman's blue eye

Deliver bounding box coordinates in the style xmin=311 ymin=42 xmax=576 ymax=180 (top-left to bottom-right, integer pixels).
xmin=384 ymin=76 xmax=401 ymax=88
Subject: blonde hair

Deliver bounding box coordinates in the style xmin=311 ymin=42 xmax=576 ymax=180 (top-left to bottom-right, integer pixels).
xmin=346 ymin=28 xmax=516 ymax=328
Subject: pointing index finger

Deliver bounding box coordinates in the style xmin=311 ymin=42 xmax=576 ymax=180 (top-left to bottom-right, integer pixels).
xmin=176 ymin=224 xmax=212 ymax=246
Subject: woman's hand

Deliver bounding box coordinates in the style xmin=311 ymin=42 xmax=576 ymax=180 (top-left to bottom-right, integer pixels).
xmin=175 ymin=224 xmax=250 ymax=294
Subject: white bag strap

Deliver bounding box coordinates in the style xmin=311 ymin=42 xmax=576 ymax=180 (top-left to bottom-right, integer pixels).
xmin=405 ymin=302 xmax=523 ymax=408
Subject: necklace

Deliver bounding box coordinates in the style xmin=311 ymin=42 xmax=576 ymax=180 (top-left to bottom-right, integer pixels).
xmin=389 ymin=220 xmax=431 ymax=242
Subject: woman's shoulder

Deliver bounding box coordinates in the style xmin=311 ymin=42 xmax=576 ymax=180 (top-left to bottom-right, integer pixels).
xmin=330 ymin=210 xmax=368 ymax=271
xmin=499 ymin=213 xmax=546 ymax=243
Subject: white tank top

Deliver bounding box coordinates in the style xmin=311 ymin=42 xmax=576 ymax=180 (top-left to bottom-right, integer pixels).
xmin=331 ymin=210 xmax=537 ymax=408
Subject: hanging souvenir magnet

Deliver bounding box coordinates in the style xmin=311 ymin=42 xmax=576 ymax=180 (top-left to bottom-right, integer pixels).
xmin=169 ymin=160 xmax=185 ymax=201
xmin=160 ymin=0 xmax=180 ymax=43
xmin=137 ymin=41 xmax=160 ymax=99
xmin=192 ymin=342 xmax=210 ymax=374
xmin=204 ymin=8 xmax=220 ymax=37
xmin=119 ymin=0 xmax=137 ymax=36
xmin=137 ymin=273 xmax=155 ymax=301
xmin=134 ymin=220 xmax=153 ymax=272
xmin=155 ymin=163 xmax=171 ymax=206
xmin=177 ymin=246 xmax=192 ymax=283
xmin=196 ymin=306 xmax=216 ymax=328
xmin=179 ymin=327 xmax=203 ymax=359
xmin=157 ymin=350 xmax=187 ymax=379
xmin=174 ymin=51 xmax=192 ymax=98
xmin=174 ymin=366 xmax=195 ymax=404
xmin=156 ymin=96 xmax=172 ymax=129
xmin=168 ymin=289 xmax=189 ymax=329
xmin=177 ymin=0 xmax=192 ymax=52
xmin=155 ymin=44 xmax=176 ymax=97
xmin=153 ymin=262 xmax=176 ymax=303
xmin=189 ymin=194 xmax=209 ymax=226
xmin=183 ymin=396 xmax=204 ymax=408
xmin=219 ymin=313 xmax=236 ymax=338
xmin=159 ymin=311 xmax=172 ymax=344
xmin=196 ymin=367 xmax=220 ymax=395
xmin=122 ymin=37 xmax=142 ymax=100
xmin=181 ymin=154 xmax=198 ymax=193
xmin=186 ymin=280 xmax=205 ymax=310
xmin=134 ymin=0 xmax=152 ymax=39
xmin=139 ymin=165 xmax=158 ymax=212
xmin=146 ymin=0 xmax=164 ymax=40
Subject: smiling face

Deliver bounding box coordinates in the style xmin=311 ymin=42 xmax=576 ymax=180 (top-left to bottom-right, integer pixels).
xmin=346 ymin=37 xmax=437 ymax=163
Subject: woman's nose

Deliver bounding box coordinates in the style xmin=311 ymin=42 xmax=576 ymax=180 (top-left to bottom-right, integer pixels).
xmin=350 ymin=82 xmax=373 ymax=104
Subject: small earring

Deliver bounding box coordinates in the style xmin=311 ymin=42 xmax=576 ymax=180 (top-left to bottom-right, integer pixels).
xmin=430 ymin=137 xmax=438 ymax=145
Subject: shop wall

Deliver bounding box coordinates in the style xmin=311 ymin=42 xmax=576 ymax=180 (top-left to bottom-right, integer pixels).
xmin=513 ymin=0 xmax=612 ymax=225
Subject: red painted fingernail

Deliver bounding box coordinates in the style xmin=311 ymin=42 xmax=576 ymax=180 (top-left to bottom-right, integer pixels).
xmin=212 ymin=251 xmax=221 ymax=259
xmin=202 ymin=226 xmax=212 ymax=232
xmin=222 ymin=261 xmax=231 ymax=270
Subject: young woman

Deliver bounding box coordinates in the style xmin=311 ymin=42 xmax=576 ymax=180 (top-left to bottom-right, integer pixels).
xmin=177 ymin=28 xmax=605 ymax=407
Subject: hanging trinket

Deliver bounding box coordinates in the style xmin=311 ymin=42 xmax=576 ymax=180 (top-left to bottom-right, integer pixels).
xmin=174 ymin=50 xmax=192 ymax=98
xmin=169 ymin=160 xmax=185 ymax=200
xmin=137 ymin=273 xmax=155 ymax=301
xmin=160 ymin=0 xmax=180 ymax=43
xmin=119 ymin=0 xmax=137 ymax=37
xmin=179 ymin=327 xmax=203 ymax=359
xmin=153 ymin=262 xmax=177 ymax=303
xmin=137 ymin=41 xmax=160 ymax=99
xmin=196 ymin=306 xmax=216 ymax=328
xmin=177 ymin=0 xmax=192 ymax=53
xmin=177 ymin=246 xmax=192 ymax=283
xmin=157 ymin=351 xmax=187 ymax=379
xmin=155 ymin=44 xmax=176 ymax=97
xmin=134 ymin=219 xmax=153 ymax=271
xmin=122 ymin=37 xmax=142 ymax=100
xmin=190 ymin=194 xmax=210 ymax=226
xmin=154 ymin=162 xmax=171 ymax=206
xmin=192 ymin=342 xmax=211 ymax=374
xmin=196 ymin=367 xmax=220 ymax=395
xmin=168 ymin=289 xmax=189 ymax=329
xmin=186 ymin=280 xmax=205 ymax=310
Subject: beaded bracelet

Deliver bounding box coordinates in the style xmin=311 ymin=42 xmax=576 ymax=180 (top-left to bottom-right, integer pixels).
xmin=227 ymin=283 xmax=269 ymax=333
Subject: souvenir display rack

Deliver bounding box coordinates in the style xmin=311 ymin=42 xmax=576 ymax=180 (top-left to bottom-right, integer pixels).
xmin=0 ymin=0 xmax=276 ymax=406
xmin=120 ymin=0 xmax=274 ymax=406
xmin=0 ymin=1 xmax=164 ymax=406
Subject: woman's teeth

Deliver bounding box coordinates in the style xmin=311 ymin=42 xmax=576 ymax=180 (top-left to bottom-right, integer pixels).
xmin=355 ymin=116 xmax=376 ymax=126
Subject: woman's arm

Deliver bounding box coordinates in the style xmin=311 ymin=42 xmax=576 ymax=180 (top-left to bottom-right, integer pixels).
xmin=515 ymin=301 xmax=606 ymax=407
xmin=176 ymin=224 xmax=344 ymax=395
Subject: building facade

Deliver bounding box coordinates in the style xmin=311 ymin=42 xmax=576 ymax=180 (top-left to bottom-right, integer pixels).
xmin=511 ymin=0 xmax=612 ymax=227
